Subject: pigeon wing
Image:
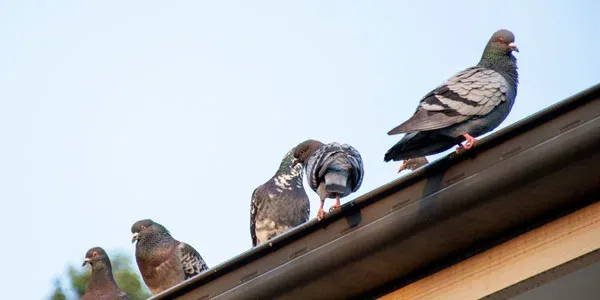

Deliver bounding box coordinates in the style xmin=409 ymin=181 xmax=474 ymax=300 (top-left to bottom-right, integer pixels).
xmin=389 ymin=66 xmax=510 ymax=134
xmin=308 ymin=143 xmax=364 ymax=193
xmin=249 ymin=188 xmax=259 ymax=246
xmin=179 ymin=243 xmax=208 ymax=279
xmin=343 ymin=144 xmax=364 ymax=192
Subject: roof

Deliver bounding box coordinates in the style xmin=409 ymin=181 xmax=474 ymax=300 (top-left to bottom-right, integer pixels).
xmin=151 ymin=83 xmax=600 ymax=300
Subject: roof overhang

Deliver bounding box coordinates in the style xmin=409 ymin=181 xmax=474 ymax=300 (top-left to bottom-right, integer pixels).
xmin=151 ymin=83 xmax=600 ymax=300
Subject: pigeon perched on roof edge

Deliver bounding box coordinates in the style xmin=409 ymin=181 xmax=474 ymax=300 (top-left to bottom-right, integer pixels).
xmin=293 ymin=139 xmax=364 ymax=220
xmin=131 ymin=219 xmax=208 ymax=295
xmin=82 ymin=247 xmax=129 ymax=300
xmin=385 ymin=29 xmax=519 ymax=171
xmin=250 ymin=147 xmax=310 ymax=247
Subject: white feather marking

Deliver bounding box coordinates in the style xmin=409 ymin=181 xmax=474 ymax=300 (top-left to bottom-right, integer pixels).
xmin=421 ymin=102 xmax=446 ymax=111
xmin=274 ymin=173 xmax=295 ymax=190
xmin=254 ymin=218 xmax=291 ymax=245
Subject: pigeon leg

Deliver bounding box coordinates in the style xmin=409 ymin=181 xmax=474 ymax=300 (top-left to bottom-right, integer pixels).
xmin=317 ymin=198 xmax=326 ymax=221
xmin=456 ymin=134 xmax=477 ymax=152
xmin=329 ymin=195 xmax=341 ymax=212
xmin=462 ymin=133 xmax=476 ymax=150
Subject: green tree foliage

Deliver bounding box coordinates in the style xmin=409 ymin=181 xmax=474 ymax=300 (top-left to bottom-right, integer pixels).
xmin=48 ymin=251 xmax=151 ymax=300
xmin=49 ymin=279 xmax=67 ymax=300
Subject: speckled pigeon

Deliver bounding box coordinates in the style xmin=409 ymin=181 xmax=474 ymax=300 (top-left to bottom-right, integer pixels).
xmin=82 ymin=247 xmax=129 ymax=300
xmin=250 ymin=147 xmax=310 ymax=246
xmin=131 ymin=219 xmax=208 ymax=295
xmin=385 ymin=29 xmax=519 ymax=171
xmin=293 ymin=140 xmax=364 ymax=220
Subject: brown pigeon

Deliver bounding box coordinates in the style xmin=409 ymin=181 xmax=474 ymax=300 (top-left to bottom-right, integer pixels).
xmin=81 ymin=247 xmax=128 ymax=300
xmin=131 ymin=219 xmax=208 ymax=295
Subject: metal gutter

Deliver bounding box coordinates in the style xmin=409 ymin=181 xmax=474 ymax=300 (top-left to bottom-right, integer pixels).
xmin=152 ymin=83 xmax=600 ymax=300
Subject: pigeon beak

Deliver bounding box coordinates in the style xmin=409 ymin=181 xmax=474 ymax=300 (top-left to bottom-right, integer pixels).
xmin=508 ymin=42 xmax=519 ymax=53
xmin=82 ymin=258 xmax=91 ymax=267
xmin=131 ymin=232 xmax=139 ymax=243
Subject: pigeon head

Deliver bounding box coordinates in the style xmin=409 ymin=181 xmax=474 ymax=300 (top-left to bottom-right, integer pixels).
xmin=483 ymin=29 xmax=518 ymax=56
xmin=479 ymin=29 xmax=519 ymax=84
xmin=82 ymin=247 xmax=110 ymax=268
xmin=131 ymin=219 xmax=170 ymax=244
xmin=292 ymin=139 xmax=324 ymax=166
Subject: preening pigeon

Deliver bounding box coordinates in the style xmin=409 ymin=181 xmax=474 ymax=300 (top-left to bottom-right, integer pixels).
xmin=250 ymin=147 xmax=310 ymax=246
xmin=82 ymin=247 xmax=129 ymax=300
xmin=131 ymin=219 xmax=208 ymax=294
xmin=293 ymin=140 xmax=364 ymax=220
xmin=385 ymin=29 xmax=519 ymax=171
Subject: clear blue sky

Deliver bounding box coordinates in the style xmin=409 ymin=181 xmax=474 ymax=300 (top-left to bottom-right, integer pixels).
xmin=0 ymin=1 xmax=598 ymax=298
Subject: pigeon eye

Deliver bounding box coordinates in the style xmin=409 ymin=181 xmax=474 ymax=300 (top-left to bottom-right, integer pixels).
xmin=92 ymin=252 xmax=98 ymax=257
xmin=497 ymin=37 xmax=504 ymax=44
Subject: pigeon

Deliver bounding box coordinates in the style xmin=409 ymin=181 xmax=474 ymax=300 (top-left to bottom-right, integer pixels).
xmin=292 ymin=139 xmax=364 ymax=220
xmin=250 ymin=147 xmax=310 ymax=246
xmin=385 ymin=29 xmax=519 ymax=171
xmin=131 ymin=219 xmax=208 ymax=294
xmin=81 ymin=247 xmax=129 ymax=300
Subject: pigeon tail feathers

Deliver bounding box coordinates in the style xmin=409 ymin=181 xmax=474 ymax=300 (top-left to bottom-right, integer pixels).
xmin=324 ymin=170 xmax=349 ymax=194
xmin=384 ymin=132 xmax=457 ymax=161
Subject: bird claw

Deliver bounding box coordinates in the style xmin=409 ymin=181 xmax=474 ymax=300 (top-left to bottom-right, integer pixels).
xmin=463 ymin=140 xmax=474 ymax=149
xmin=398 ymin=157 xmax=429 ymax=172
xmin=317 ymin=208 xmax=326 ymax=221
xmin=455 ymin=145 xmax=465 ymax=153
xmin=462 ymin=134 xmax=476 ymax=150
xmin=397 ymin=162 xmax=407 ymax=173
xmin=456 ymin=134 xmax=476 ymax=152
xmin=329 ymin=204 xmax=341 ymax=213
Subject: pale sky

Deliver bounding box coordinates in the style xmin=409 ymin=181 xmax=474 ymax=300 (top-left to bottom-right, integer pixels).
xmin=0 ymin=1 xmax=598 ymax=299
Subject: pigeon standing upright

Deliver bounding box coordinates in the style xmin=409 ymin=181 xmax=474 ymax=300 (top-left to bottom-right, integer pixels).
xmin=131 ymin=219 xmax=208 ymax=294
xmin=293 ymin=139 xmax=364 ymax=220
xmin=250 ymin=147 xmax=310 ymax=246
xmin=81 ymin=247 xmax=129 ymax=300
xmin=385 ymin=29 xmax=519 ymax=171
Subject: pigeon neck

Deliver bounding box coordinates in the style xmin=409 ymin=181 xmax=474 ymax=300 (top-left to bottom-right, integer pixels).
xmin=137 ymin=231 xmax=174 ymax=255
xmin=89 ymin=262 xmax=118 ymax=290
xmin=276 ymin=154 xmax=298 ymax=174
xmin=479 ymin=53 xmax=519 ymax=86
xmin=272 ymin=155 xmax=304 ymax=191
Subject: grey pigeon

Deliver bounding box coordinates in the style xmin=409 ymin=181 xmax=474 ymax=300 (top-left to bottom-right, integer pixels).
xmin=385 ymin=29 xmax=519 ymax=171
xmin=82 ymin=247 xmax=129 ymax=300
xmin=250 ymin=147 xmax=310 ymax=246
xmin=131 ymin=219 xmax=208 ymax=294
xmin=292 ymin=139 xmax=364 ymax=220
